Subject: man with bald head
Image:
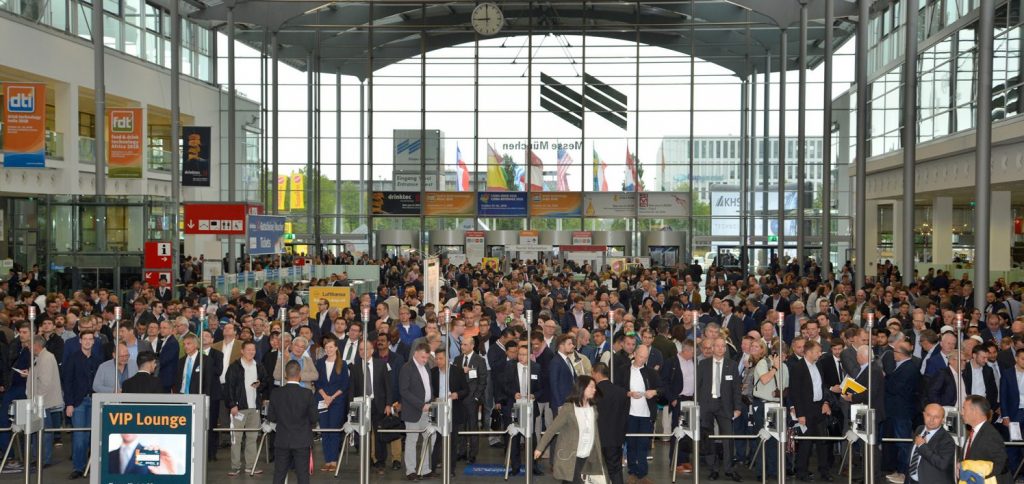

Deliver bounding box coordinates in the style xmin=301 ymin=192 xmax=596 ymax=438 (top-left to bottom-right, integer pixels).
xmin=901 ymin=404 xmax=955 ymax=484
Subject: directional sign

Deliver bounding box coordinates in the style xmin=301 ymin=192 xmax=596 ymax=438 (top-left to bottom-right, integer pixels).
xmin=144 ymin=241 xmax=173 ymax=269
xmin=144 ymin=270 xmax=172 ymax=287
xmin=246 ymin=215 xmax=286 ymax=256
xmin=183 ymin=203 xmax=250 ymax=235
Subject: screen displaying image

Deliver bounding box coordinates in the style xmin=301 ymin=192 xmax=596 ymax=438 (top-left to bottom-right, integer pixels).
xmin=106 ymin=434 xmax=187 ymax=476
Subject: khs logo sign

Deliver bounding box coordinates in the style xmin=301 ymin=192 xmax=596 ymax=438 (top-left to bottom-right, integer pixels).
xmin=110 ymin=110 xmax=135 ymax=133
xmin=5 ymin=86 xmax=35 ymax=113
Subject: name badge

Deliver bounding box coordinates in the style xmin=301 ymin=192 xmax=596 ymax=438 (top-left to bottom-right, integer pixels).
xmin=531 ymin=374 xmax=538 ymax=380
xmin=468 ymin=370 xmax=478 ymax=379
xmin=725 ymin=375 xmax=733 ymax=381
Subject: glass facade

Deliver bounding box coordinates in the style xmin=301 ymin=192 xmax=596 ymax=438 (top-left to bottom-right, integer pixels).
xmin=0 ymin=0 xmax=214 ymax=82
xmin=225 ymin=2 xmax=855 ymax=265
xmin=856 ymin=0 xmax=1023 ymax=157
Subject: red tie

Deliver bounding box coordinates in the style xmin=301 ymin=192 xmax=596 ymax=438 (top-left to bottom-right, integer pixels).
xmin=964 ymin=428 xmax=975 ymax=458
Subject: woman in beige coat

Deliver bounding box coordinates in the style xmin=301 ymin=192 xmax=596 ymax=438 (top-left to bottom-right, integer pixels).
xmin=534 ymin=375 xmax=608 ymax=484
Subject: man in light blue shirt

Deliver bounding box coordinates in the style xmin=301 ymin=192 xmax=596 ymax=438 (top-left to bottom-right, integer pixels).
xmin=93 ymin=343 xmax=138 ymax=394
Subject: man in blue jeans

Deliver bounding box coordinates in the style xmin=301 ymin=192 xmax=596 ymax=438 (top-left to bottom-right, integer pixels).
xmin=61 ymin=330 xmax=102 ymax=479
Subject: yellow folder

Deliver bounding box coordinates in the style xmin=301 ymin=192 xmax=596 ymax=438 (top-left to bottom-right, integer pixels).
xmin=840 ymin=376 xmax=866 ymax=394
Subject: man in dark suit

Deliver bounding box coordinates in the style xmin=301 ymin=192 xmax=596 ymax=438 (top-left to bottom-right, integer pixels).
xmin=122 ymin=351 xmax=163 ymax=393
xmin=964 ymin=345 xmax=999 ymax=412
xmin=349 ymin=340 xmax=394 ymax=472
xmin=884 ymin=342 xmax=920 ymax=480
xmin=927 ymin=352 xmax=965 ymax=407
xmin=962 ymin=394 xmax=1010 ymax=484
xmin=398 ymin=343 xmax=437 ymax=480
xmin=156 ymin=320 xmax=179 ymax=392
xmin=548 ymin=334 xmax=577 ymax=415
xmin=455 ymin=336 xmax=487 ymax=464
xmin=665 ymin=341 xmax=696 ymax=474
xmin=499 ymin=342 xmax=542 ymax=477
xmin=593 ymin=362 xmax=627 ymax=484
xmin=902 ymin=403 xmax=956 ymax=484
xmin=842 ymin=345 xmax=886 ymax=483
xmin=790 ymin=340 xmax=835 ymax=482
xmin=267 ymin=360 xmax=318 ymax=484
xmin=1001 ymin=348 xmax=1024 ymax=473
xmin=430 ymin=347 xmax=467 ymax=474
xmin=719 ymin=300 xmax=743 ymax=349
xmin=696 ymin=337 xmax=743 ymax=481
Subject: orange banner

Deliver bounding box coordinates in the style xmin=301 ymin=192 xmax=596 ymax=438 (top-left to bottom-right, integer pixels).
xmin=528 ymin=193 xmax=583 ymax=218
xmin=107 ymin=107 xmax=143 ymax=178
xmin=423 ymin=192 xmax=475 ymax=216
xmin=2 ymin=83 xmax=47 ymax=168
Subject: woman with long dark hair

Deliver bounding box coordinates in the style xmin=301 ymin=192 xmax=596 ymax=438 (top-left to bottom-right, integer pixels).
xmin=534 ymin=375 xmax=609 ymax=484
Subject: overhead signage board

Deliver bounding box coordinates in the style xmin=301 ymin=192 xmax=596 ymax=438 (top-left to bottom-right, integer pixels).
xmin=246 ymin=215 xmax=286 ymax=255
xmin=183 ymin=203 xmax=248 ymax=235
xmin=371 ymin=191 xmax=421 ymax=215
xmin=144 ymin=242 xmax=173 ymax=269
xmin=424 ymin=192 xmax=475 ymax=216
xmin=477 ymin=192 xmax=527 ymax=217
xmin=529 ymin=193 xmax=583 ymax=218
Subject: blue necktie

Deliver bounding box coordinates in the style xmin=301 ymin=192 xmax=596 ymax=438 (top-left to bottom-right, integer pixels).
xmin=183 ymin=356 xmax=193 ymax=393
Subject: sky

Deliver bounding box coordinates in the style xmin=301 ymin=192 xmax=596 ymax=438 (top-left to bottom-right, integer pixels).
xmin=218 ymin=31 xmax=858 ymax=191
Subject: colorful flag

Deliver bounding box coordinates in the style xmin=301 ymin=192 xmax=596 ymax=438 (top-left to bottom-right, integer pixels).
xmin=486 ymin=143 xmax=508 ymax=191
xmin=556 ymin=148 xmax=572 ymax=191
xmin=528 ymin=149 xmax=544 ymax=192
xmin=290 ymin=173 xmax=305 ymax=210
xmin=277 ymin=175 xmax=288 ymax=211
xmin=456 ymin=144 xmax=470 ymax=191
xmin=593 ymin=148 xmax=608 ymax=192
xmin=624 ymin=147 xmax=637 ymax=192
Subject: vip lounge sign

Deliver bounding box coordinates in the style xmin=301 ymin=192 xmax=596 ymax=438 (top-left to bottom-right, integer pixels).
xmin=107 ymin=108 xmax=143 ymax=178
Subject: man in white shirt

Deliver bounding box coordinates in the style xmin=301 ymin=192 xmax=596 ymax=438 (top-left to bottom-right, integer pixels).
xmin=341 ymin=322 xmax=362 ymax=365
xmin=225 ymin=341 xmax=266 ymax=476
xmin=625 ymin=345 xmax=660 ymax=483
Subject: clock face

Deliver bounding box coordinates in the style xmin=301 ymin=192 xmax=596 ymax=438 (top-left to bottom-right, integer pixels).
xmin=471 ymin=3 xmax=504 ymax=36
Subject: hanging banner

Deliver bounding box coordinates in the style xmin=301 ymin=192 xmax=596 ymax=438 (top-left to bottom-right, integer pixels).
xmin=571 ymin=231 xmax=593 ymax=245
xmin=289 ymin=173 xmax=305 ymax=210
xmin=276 ymin=176 xmax=288 ymax=211
xmin=583 ymin=192 xmax=636 ymax=218
xmin=181 ymin=126 xmax=211 ymax=187
xmin=423 ymin=192 xmax=475 ymax=216
xmin=638 ymin=192 xmax=691 ymax=218
xmin=2 ymin=82 xmax=47 ymax=168
xmin=107 ymin=108 xmax=144 ymax=178
xmin=371 ymin=191 xmax=421 ymax=215
xmin=477 ymin=192 xmax=527 ymax=217
xmin=529 ymin=193 xmax=583 ymax=218
xmin=465 ymin=231 xmax=485 ymax=265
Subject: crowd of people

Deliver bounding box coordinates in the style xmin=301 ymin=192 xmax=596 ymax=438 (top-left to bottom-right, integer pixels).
xmin=0 ymin=253 xmax=1020 ymax=484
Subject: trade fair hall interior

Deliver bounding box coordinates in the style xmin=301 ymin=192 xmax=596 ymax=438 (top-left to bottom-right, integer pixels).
xmin=2 ymin=0 xmax=1024 ymax=483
